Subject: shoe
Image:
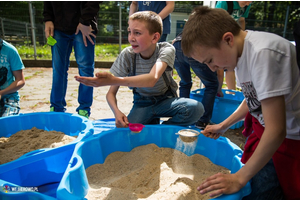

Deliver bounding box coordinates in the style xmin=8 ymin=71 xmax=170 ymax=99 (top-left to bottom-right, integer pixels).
xmin=78 ymin=110 xmax=89 ymax=119
xmin=195 ymin=121 xmax=209 ymax=130
xmin=50 ymin=107 xmax=54 ymax=112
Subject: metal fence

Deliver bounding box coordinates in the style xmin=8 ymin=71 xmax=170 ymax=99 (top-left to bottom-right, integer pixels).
xmin=0 ymin=2 xmax=299 ymax=56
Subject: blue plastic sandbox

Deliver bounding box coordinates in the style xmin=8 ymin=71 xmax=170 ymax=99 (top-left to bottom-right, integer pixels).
xmin=190 ymin=89 xmax=245 ymax=129
xmin=58 ymin=125 xmax=251 ymax=200
xmin=0 ymin=115 xmax=251 ymax=199
xmin=0 ymin=112 xmax=94 ymax=200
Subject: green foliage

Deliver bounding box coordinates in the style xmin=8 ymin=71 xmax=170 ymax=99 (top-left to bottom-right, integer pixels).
xmin=16 ymin=43 xmax=130 ymax=61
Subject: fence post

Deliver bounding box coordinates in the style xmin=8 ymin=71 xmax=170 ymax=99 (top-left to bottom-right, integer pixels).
xmin=0 ymin=18 xmax=5 ymax=38
xmin=283 ymin=5 xmax=290 ymax=38
xmin=118 ymin=2 xmax=122 ymax=53
xmin=25 ymin=23 xmax=29 ymax=46
xmin=29 ymin=1 xmax=37 ymax=59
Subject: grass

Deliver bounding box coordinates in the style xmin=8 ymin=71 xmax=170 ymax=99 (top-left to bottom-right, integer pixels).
xmin=16 ymin=43 xmax=131 ymax=61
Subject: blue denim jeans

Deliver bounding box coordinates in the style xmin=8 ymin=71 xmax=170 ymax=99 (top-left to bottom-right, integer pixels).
xmin=128 ymin=89 xmax=204 ymax=126
xmin=243 ymin=159 xmax=284 ymax=200
xmin=50 ymin=30 xmax=95 ymax=115
xmin=173 ymin=40 xmax=218 ymax=123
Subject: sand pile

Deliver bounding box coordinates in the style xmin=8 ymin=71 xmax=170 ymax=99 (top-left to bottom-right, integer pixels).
xmin=0 ymin=127 xmax=76 ymax=164
xmin=86 ymin=143 xmax=230 ymax=200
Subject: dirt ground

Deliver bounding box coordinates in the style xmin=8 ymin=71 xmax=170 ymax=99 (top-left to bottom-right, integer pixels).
xmin=18 ymin=67 xmax=246 ymax=149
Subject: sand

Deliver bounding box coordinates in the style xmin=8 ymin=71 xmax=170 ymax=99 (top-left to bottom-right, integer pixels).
xmin=0 ymin=127 xmax=76 ymax=164
xmin=85 ymin=143 xmax=230 ymax=200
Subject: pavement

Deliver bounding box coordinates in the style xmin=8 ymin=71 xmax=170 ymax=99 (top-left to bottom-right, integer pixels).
xmin=19 ymin=67 xmax=133 ymax=121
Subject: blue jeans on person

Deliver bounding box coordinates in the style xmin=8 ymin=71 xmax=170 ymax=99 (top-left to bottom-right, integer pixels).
xmin=50 ymin=30 xmax=95 ymax=115
xmin=173 ymin=40 xmax=218 ymax=123
xmin=243 ymin=159 xmax=284 ymax=200
xmin=128 ymin=89 xmax=204 ymax=126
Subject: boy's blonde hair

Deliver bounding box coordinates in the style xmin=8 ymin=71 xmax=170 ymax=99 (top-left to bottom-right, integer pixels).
xmin=129 ymin=11 xmax=163 ymax=37
xmin=182 ymin=6 xmax=241 ymax=57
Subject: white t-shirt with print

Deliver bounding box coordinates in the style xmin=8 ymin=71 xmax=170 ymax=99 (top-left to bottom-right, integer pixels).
xmin=236 ymin=30 xmax=300 ymax=140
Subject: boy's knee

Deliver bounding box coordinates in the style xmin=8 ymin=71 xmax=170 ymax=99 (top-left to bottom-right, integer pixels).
xmin=188 ymin=100 xmax=204 ymax=121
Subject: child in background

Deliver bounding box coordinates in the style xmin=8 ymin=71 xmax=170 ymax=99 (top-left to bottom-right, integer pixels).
xmin=182 ymin=6 xmax=300 ymax=200
xmin=76 ymin=11 xmax=203 ymax=127
xmin=0 ymin=39 xmax=25 ymax=117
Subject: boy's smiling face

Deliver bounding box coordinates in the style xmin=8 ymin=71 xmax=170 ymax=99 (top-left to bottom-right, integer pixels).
xmin=128 ymin=19 xmax=159 ymax=59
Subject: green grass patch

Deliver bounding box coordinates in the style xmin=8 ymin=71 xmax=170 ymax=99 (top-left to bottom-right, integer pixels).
xmin=16 ymin=43 xmax=131 ymax=61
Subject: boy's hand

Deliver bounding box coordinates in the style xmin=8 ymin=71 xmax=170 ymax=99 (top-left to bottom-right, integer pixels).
xmin=74 ymin=72 xmax=113 ymax=87
xmin=75 ymin=23 xmax=96 ymax=47
xmin=115 ymin=113 xmax=129 ymax=128
xmin=201 ymin=124 xmax=226 ymax=139
xmin=197 ymin=173 xmax=244 ymax=198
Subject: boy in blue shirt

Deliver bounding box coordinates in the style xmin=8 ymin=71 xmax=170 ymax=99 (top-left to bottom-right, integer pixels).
xmin=0 ymin=39 xmax=25 ymax=117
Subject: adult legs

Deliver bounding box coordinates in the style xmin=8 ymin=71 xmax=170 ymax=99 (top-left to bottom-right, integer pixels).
xmin=73 ymin=32 xmax=95 ymax=116
xmin=173 ymin=41 xmax=193 ymax=98
xmin=225 ymin=70 xmax=236 ymax=90
xmin=50 ymin=30 xmax=73 ymax=112
xmin=190 ymin=59 xmax=218 ymax=124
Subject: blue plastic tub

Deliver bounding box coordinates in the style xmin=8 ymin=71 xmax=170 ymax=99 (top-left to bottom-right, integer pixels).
xmin=0 ymin=112 xmax=94 ymax=199
xmin=57 ymin=125 xmax=251 ymax=200
xmin=0 ymin=112 xmax=93 ymax=140
xmin=190 ymin=89 xmax=245 ymax=129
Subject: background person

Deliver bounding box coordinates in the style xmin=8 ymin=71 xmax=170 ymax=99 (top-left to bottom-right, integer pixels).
xmin=129 ymin=1 xmax=175 ymax=42
xmin=0 ymin=38 xmax=25 ymax=117
xmin=173 ymin=32 xmax=221 ymax=129
xmin=43 ymin=1 xmax=100 ymax=118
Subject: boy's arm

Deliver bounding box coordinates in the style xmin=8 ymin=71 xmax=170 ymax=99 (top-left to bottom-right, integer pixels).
xmin=198 ymin=96 xmax=286 ymax=197
xmin=238 ymin=17 xmax=246 ymax=30
xmin=157 ymin=1 xmax=175 ymax=20
xmin=201 ymin=99 xmax=248 ymax=138
xmin=43 ymin=2 xmax=54 ymax=38
xmin=75 ymin=61 xmax=168 ymax=88
xmin=0 ymin=70 xmax=25 ymax=100
xmin=106 ymin=85 xmax=129 ymax=128
xmin=129 ymin=1 xmax=138 ymax=16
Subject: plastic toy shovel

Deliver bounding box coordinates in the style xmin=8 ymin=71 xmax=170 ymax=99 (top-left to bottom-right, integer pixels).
xmin=47 ymin=36 xmax=57 ymax=46
xmin=129 ymin=123 xmax=145 ymax=133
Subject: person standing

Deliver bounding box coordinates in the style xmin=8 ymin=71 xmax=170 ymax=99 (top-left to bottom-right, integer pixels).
xmin=43 ymin=1 xmax=100 ymax=118
xmin=173 ymin=33 xmax=221 ymax=129
xmin=0 ymin=38 xmax=25 ymax=117
xmin=129 ymin=1 xmax=175 ymax=42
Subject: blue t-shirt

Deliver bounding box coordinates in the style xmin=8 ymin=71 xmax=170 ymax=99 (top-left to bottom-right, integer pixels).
xmin=0 ymin=40 xmax=25 ymax=101
xmin=215 ymin=1 xmax=251 ymax=21
xmin=137 ymin=1 xmax=171 ymax=34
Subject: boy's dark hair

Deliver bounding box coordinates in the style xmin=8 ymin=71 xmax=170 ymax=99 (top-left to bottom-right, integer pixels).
xmin=181 ymin=6 xmax=241 ymax=57
xmin=129 ymin=11 xmax=163 ymax=37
